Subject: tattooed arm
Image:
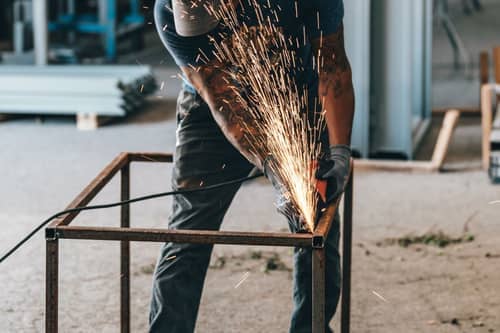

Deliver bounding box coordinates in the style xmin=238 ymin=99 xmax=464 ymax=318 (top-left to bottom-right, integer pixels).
xmin=311 ymin=25 xmax=355 ymax=146
xmin=181 ymin=62 xmax=266 ymax=169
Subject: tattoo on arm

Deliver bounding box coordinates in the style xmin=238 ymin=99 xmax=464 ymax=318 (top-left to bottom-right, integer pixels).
xmin=312 ymin=25 xmax=352 ymax=98
xmin=311 ymin=25 xmax=355 ymax=145
xmin=182 ymin=61 xmax=267 ymax=168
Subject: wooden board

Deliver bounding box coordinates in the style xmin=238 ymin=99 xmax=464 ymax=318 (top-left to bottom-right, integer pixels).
xmin=494 ymin=47 xmax=500 ymax=105
xmin=494 ymin=47 xmax=500 ymax=85
xmin=76 ymin=113 xmax=112 ymax=131
xmin=354 ymin=159 xmax=434 ymax=172
xmin=354 ymin=110 xmax=460 ymax=172
xmin=481 ymin=85 xmax=494 ymax=169
xmin=480 ymin=51 xmax=490 ymax=85
xmin=432 ymin=107 xmax=479 ymax=115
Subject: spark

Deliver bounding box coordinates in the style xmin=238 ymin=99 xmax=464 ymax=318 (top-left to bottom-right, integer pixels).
xmin=372 ymin=290 xmax=389 ymax=303
xmin=234 ymin=271 xmax=251 ymax=289
xmin=205 ymin=0 xmax=327 ymax=231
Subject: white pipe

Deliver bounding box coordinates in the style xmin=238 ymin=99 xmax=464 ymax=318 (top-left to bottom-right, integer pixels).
xmin=33 ymin=0 xmax=48 ymax=66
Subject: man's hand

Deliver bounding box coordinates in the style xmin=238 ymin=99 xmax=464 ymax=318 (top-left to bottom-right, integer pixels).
xmin=316 ymin=145 xmax=351 ymax=203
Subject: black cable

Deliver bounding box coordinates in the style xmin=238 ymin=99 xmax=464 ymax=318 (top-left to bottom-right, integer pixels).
xmin=0 ymin=173 xmax=264 ymax=264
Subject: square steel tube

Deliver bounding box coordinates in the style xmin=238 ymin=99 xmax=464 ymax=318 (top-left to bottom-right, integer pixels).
xmin=45 ymin=152 xmax=352 ymax=333
xmin=47 ymin=226 xmax=313 ymax=247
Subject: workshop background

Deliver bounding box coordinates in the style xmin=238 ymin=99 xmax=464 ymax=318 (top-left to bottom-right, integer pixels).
xmin=1 ymin=0 xmax=500 ymax=332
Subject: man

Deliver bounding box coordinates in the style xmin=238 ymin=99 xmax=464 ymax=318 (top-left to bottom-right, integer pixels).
xmin=151 ymin=0 xmax=354 ymax=332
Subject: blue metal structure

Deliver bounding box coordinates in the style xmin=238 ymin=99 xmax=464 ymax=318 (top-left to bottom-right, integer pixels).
xmin=344 ymin=0 xmax=372 ymax=158
xmin=344 ymin=0 xmax=433 ymax=159
xmin=48 ymin=0 xmax=144 ymax=61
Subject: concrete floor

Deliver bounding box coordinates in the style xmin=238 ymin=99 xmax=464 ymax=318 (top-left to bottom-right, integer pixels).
xmin=1 ymin=100 xmax=500 ymax=332
xmin=2 ymin=1 xmax=500 ymax=332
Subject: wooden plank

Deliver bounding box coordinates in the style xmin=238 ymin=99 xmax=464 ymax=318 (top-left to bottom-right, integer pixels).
xmin=354 ymin=159 xmax=434 ymax=172
xmin=494 ymin=47 xmax=500 ymax=106
xmin=432 ymin=107 xmax=479 ymax=115
xmin=77 ymin=113 xmax=113 ymax=131
xmin=430 ymin=109 xmax=461 ymax=168
xmin=494 ymin=47 xmax=500 ymax=85
xmin=481 ymin=85 xmax=493 ymax=169
xmin=480 ymin=51 xmax=490 ymax=111
xmin=480 ymin=51 xmax=490 ymax=85
xmin=354 ymin=110 xmax=460 ymax=172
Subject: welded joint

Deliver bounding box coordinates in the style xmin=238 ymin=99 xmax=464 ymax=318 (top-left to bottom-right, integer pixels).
xmin=45 ymin=228 xmax=60 ymax=241
xmin=119 ymin=152 xmax=131 ymax=165
xmin=312 ymin=235 xmax=325 ymax=249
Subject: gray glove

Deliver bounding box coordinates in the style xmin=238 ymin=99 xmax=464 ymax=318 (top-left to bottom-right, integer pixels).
xmin=315 ymin=145 xmax=351 ymax=204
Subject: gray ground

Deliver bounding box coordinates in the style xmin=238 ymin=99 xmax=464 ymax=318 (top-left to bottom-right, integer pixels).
xmin=2 ymin=0 xmax=500 ymax=332
xmin=1 ymin=100 xmax=500 ymax=333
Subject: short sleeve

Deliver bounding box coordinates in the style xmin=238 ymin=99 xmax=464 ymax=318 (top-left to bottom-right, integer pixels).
xmin=154 ymin=0 xmax=223 ymax=67
xmin=304 ymin=0 xmax=344 ymax=39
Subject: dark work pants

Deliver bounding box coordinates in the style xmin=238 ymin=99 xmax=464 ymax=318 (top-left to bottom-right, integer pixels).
xmin=149 ymin=88 xmax=341 ymax=333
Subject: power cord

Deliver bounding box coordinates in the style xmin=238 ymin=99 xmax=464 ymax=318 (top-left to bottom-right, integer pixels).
xmin=0 ymin=173 xmax=264 ymax=264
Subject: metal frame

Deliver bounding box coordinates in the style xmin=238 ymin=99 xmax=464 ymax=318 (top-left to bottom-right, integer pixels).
xmin=45 ymin=152 xmax=354 ymax=333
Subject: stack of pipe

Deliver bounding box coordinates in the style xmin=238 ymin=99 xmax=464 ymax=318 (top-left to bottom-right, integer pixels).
xmin=0 ymin=65 xmax=156 ymax=116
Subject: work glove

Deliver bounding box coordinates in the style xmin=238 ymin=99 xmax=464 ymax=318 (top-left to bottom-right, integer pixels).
xmin=315 ymin=144 xmax=352 ymax=204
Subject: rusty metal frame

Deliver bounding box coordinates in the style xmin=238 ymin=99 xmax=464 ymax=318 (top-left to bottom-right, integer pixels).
xmin=45 ymin=152 xmax=353 ymax=333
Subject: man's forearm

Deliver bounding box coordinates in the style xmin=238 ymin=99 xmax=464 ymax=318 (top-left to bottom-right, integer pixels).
xmin=320 ymin=69 xmax=354 ymax=146
xmin=314 ymin=26 xmax=355 ymax=146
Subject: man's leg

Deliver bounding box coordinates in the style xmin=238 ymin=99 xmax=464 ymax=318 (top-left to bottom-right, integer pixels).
xmin=289 ymin=212 xmax=341 ymax=333
xmin=149 ymin=88 xmax=254 ymax=333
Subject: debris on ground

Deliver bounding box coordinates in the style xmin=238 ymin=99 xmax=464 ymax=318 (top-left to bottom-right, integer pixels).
xmin=379 ymin=231 xmax=475 ymax=248
xmin=263 ymin=253 xmax=290 ymax=273
xmin=140 ymin=263 xmax=155 ymax=275
xmin=439 ymin=318 xmax=461 ymax=326
xmin=209 ymin=256 xmax=226 ymax=269
xmin=250 ymin=250 xmax=262 ymax=259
